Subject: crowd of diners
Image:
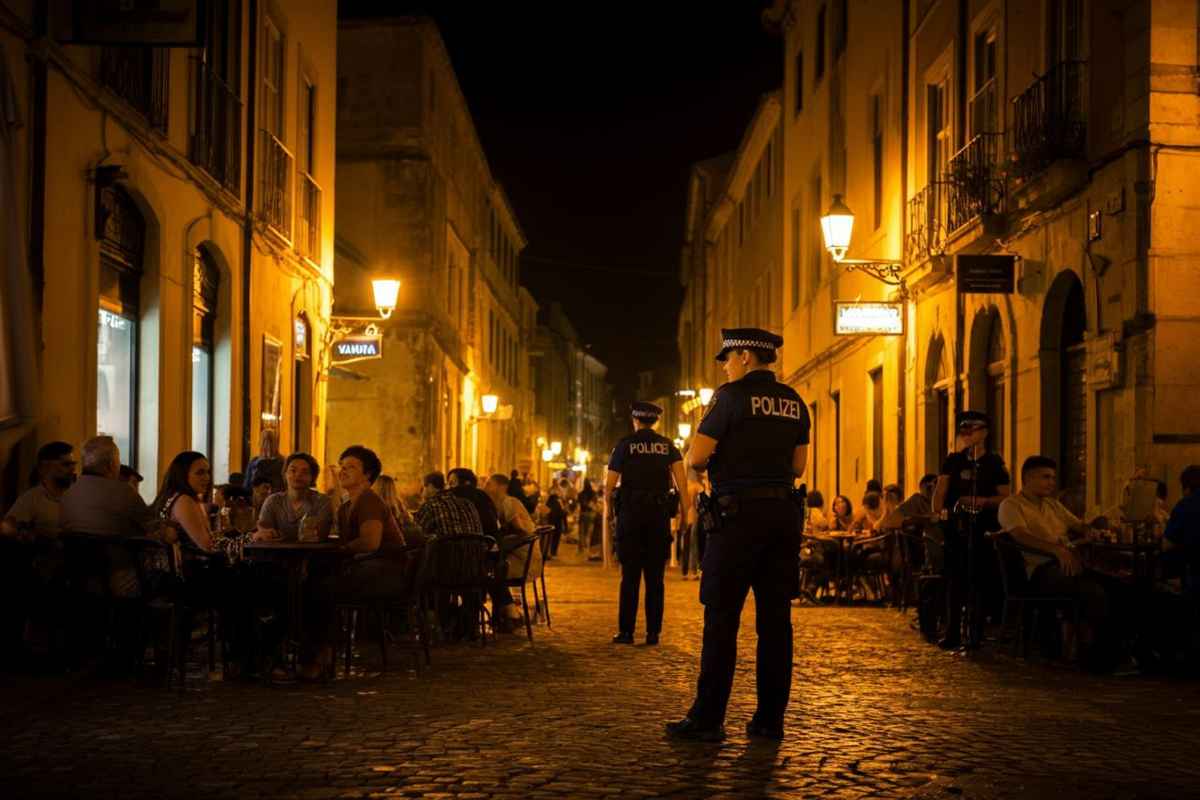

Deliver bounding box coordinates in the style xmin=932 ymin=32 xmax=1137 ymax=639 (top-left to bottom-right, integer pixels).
xmin=0 ymin=429 xmax=586 ymax=682
xmin=787 ymin=411 xmax=1200 ymax=673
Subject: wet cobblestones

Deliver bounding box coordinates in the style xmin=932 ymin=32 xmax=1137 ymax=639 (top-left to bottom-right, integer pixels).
xmin=2 ymin=554 xmax=1200 ymax=799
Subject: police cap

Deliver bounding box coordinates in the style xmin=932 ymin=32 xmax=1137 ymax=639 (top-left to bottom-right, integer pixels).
xmin=715 ymin=327 xmax=784 ymax=364
xmin=957 ymin=410 xmax=990 ymax=430
xmin=631 ymin=401 xmax=663 ymax=422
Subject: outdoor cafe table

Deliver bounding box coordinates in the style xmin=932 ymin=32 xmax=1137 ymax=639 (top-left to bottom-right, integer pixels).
xmin=828 ymin=533 xmax=858 ymax=602
xmin=1077 ymin=539 xmax=1162 ymax=585
xmin=242 ymin=540 xmax=350 ymax=652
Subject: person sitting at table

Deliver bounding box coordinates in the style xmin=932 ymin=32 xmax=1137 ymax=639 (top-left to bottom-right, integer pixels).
xmin=828 ymin=495 xmax=854 ymax=532
xmin=447 ymin=467 xmax=500 ymax=537
xmin=153 ymin=452 xmax=217 ymax=553
xmin=254 ymin=452 xmax=332 ymax=542
xmin=852 ymin=492 xmax=884 ymax=535
xmin=376 ymin=474 xmax=423 ymax=543
xmin=298 ymin=445 xmax=413 ymax=680
xmin=415 ymin=471 xmax=483 ymax=540
xmin=250 ymin=474 xmax=274 ymax=519
xmin=804 ymin=490 xmax=828 ymax=532
xmin=118 ymin=464 xmax=143 ymax=492
xmin=2 ymin=441 xmax=76 ymax=540
xmin=484 ymin=473 xmax=541 ymax=632
xmin=998 ymin=455 xmax=1114 ymax=668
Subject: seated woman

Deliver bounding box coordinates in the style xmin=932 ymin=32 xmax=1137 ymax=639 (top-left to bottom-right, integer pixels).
xmin=827 ymin=495 xmax=854 ymax=533
xmin=804 ymin=490 xmax=828 ymax=533
xmin=153 ymin=452 xmax=216 ymax=553
xmin=254 ymin=453 xmax=333 ymax=542
xmin=298 ymin=445 xmax=412 ymax=680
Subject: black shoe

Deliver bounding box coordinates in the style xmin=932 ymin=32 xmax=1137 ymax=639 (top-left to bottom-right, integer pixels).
xmin=746 ymin=718 xmax=784 ymax=741
xmin=645 ymin=633 xmax=659 ymax=646
xmin=665 ymin=716 xmax=725 ymax=742
xmin=611 ymin=632 xmax=634 ymax=644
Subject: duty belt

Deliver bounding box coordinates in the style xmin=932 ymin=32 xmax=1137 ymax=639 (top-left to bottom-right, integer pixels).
xmin=717 ymin=486 xmax=791 ymax=505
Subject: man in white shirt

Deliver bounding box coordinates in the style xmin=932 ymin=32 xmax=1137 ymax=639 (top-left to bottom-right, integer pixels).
xmin=998 ymin=455 xmax=1112 ymax=666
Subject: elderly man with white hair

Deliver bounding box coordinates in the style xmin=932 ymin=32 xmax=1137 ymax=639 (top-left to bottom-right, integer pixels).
xmin=59 ymin=435 xmax=153 ymax=538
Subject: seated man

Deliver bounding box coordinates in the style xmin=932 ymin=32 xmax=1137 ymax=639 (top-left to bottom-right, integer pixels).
xmin=484 ymin=473 xmax=541 ymax=630
xmin=254 ymin=452 xmax=333 ymax=542
xmin=447 ymin=467 xmax=500 ymax=537
xmin=1163 ymin=465 xmax=1200 ymax=590
xmin=60 ymin=436 xmax=154 ymax=542
xmin=998 ymin=455 xmax=1112 ymax=666
xmin=415 ymin=471 xmax=484 ymax=539
xmin=3 ymin=441 xmax=76 ymax=540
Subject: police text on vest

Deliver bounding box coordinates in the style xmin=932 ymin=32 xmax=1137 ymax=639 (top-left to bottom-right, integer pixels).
xmin=750 ymin=396 xmax=802 ymax=419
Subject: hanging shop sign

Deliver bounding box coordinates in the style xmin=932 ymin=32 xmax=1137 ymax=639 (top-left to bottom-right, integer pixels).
xmin=956 ymin=255 xmax=1016 ymax=294
xmin=62 ymin=1 xmax=205 ymax=46
xmin=834 ymin=302 xmax=904 ymax=336
xmin=331 ymin=334 xmax=383 ymax=365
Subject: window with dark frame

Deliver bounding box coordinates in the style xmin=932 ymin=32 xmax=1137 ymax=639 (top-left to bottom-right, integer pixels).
xmin=190 ymin=0 xmax=242 ymax=194
xmin=192 ymin=248 xmax=220 ymax=457
xmin=870 ymin=367 xmax=884 ymax=483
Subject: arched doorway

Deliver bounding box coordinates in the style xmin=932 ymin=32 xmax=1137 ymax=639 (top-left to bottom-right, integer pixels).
xmin=96 ymin=185 xmax=145 ymax=466
xmin=925 ymin=333 xmax=951 ymax=473
xmin=969 ymin=307 xmax=1007 ymax=462
xmin=1040 ymin=271 xmax=1087 ymax=500
xmin=192 ymin=247 xmax=220 ymax=456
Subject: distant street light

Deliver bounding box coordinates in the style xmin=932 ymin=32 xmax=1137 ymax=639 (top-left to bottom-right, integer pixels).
xmin=371 ymin=278 xmax=401 ymax=319
xmin=550 ymin=441 xmax=562 ymax=456
xmin=677 ymin=422 xmax=692 ymax=440
xmin=481 ymin=394 xmax=499 ymax=415
xmin=698 ymin=387 xmax=714 ymax=406
xmin=542 ymin=448 xmax=554 ymax=462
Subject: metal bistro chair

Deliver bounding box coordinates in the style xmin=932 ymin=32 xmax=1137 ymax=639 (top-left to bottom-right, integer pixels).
xmin=987 ymin=531 xmax=1080 ymax=660
xmin=532 ymin=525 xmax=555 ymax=626
xmin=426 ymin=534 xmax=497 ymax=646
xmin=849 ymin=533 xmax=891 ymax=603
xmin=916 ymin=529 xmax=947 ymax=641
xmin=500 ymin=533 xmax=540 ymax=643
xmin=336 ymin=542 xmax=430 ymax=677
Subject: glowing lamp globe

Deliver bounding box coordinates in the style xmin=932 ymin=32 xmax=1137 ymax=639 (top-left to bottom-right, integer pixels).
xmin=820 ymin=194 xmax=855 ymax=263
xmin=677 ymin=422 xmax=692 ymax=440
xmin=550 ymin=441 xmax=562 ymax=456
xmin=371 ymin=278 xmax=401 ymax=318
xmin=542 ymin=448 xmax=554 ymax=462
xmin=481 ymin=394 xmax=499 ymax=415
xmin=698 ymin=387 xmax=714 ymax=406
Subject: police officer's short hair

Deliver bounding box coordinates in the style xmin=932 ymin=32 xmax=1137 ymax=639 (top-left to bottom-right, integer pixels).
xmin=733 ymin=347 xmax=772 ymax=364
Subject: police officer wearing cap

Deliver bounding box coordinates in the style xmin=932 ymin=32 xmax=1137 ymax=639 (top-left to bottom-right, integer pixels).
xmin=666 ymin=328 xmax=810 ymax=743
xmin=605 ymin=401 xmax=688 ymax=645
xmin=932 ymin=410 xmax=1010 ymax=649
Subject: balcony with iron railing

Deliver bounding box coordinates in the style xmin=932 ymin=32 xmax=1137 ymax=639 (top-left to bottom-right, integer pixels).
xmin=258 ymin=130 xmax=294 ymax=243
xmin=296 ymin=170 xmax=322 ymax=264
xmin=100 ymin=47 xmax=169 ymax=134
xmin=905 ymin=181 xmax=948 ymax=264
xmin=1009 ymin=60 xmax=1086 ymax=182
xmin=945 ymin=132 xmax=1005 ymax=234
xmin=190 ymin=64 xmax=242 ymax=194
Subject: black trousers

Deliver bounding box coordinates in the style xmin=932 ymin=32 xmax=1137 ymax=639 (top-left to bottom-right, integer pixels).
xmin=689 ymin=497 xmax=800 ymax=729
xmin=616 ymin=509 xmax=670 ymax=636
xmin=942 ymin=515 xmax=998 ymax=643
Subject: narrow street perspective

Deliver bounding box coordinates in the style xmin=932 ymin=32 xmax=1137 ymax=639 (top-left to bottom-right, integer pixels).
xmin=2 ymin=1 xmax=1200 ymax=798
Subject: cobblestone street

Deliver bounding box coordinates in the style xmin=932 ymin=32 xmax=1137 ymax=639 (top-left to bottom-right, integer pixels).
xmin=3 ymin=553 xmax=1200 ymax=799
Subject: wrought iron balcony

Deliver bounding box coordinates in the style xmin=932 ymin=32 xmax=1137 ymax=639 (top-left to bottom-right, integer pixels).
xmin=905 ymin=182 xmax=948 ymax=263
xmin=296 ymin=170 xmax=322 ymax=263
xmin=945 ymin=132 xmax=1005 ymax=233
xmin=258 ymin=130 xmax=294 ymax=242
xmin=1010 ymin=60 xmax=1086 ymax=181
xmin=190 ymin=64 xmax=242 ymax=194
xmin=100 ymin=47 xmax=169 ymax=134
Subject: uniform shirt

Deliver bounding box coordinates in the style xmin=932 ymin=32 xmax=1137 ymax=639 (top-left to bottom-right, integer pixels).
xmin=697 ymin=370 xmax=810 ymax=494
xmin=4 ymin=484 xmax=62 ymax=536
xmin=607 ymin=428 xmax=682 ymax=491
xmin=939 ymin=449 xmax=1010 ymax=512
xmin=997 ymin=490 xmax=1081 ymax=576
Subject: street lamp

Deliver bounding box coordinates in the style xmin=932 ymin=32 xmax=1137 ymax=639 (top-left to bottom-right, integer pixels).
xmin=371 ymin=278 xmax=401 ymax=319
xmin=481 ymin=394 xmax=499 ymax=415
xmin=698 ymin=387 xmax=714 ymax=406
xmin=677 ymin=422 xmax=692 ymax=440
xmin=542 ymin=448 xmax=554 ymax=462
xmin=550 ymin=441 xmax=562 ymax=456
xmin=820 ymin=195 xmax=907 ymax=296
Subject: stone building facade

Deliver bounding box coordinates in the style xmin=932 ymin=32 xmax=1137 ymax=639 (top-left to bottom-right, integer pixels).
xmin=0 ymin=0 xmax=338 ymax=504
xmin=678 ymin=0 xmax=1200 ymax=514
xmin=327 ymin=17 xmax=535 ymax=491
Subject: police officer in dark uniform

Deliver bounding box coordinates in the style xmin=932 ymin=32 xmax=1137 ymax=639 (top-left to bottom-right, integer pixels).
xmin=666 ymin=328 xmax=810 ymax=742
xmin=605 ymin=401 xmax=688 ymax=645
xmin=931 ymin=410 xmax=1010 ymax=650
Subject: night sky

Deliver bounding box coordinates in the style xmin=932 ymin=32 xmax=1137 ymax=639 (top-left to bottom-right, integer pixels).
xmin=340 ymin=2 xmax=782 ymax=399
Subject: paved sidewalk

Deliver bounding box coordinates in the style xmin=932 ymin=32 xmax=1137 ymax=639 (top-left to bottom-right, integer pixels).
xmin=2 ymin=552 xmax=1199 ymax=799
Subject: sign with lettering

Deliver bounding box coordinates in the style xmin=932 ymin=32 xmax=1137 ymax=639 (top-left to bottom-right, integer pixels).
xmin=332 ymin=335 xmax=383 ymax=365
xmin=956 ymin=255 xmax=1016 ymax=294
xmin=834 ymin=302 xmax=904 ymax=336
